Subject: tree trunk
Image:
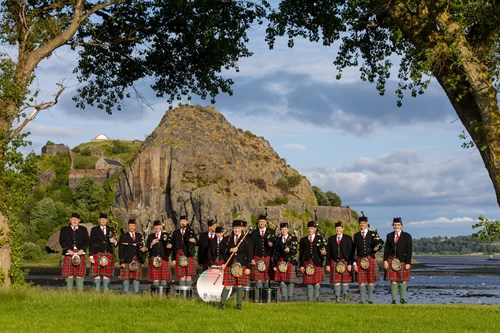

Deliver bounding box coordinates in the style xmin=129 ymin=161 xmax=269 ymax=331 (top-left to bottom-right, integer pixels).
xmin=0 ymin=211 xmax=11 ymax=287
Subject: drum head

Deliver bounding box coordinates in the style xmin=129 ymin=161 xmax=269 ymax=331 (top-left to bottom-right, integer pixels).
xmin=391 ymin=258 xmax=401 ymax=271
xmin=196 ymin=268 xmax=232 ymax=302
xmin=305 ymin=264 xmax=315 ymax=276
xmin=257 ymin=260 xmax=267 ymax=272
xmin=360 ymin=257 xmax=370 ymax=270
xmin=278 ymin=261 xmax=288 ymax=273
xmin=99 ymin=255 xmax=108 ymax=267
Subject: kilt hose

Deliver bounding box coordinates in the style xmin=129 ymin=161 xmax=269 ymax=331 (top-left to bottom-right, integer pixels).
xmin=301 ymin=260 xmax=324 ymax=285
xmin=147 ymin=257 xmax=172 ymax=281
xmin=61 ymin=255 xmax=86 ymax=277
xmin=250 ymin=256 xmax=271 ymax=281
xmin=274 ymin=260 xmax=297 ymax=284
xmin=356 ymin=256 xmax=380 ymax=284
xmin=175 ymin=251 xmax=197 ymax=278
xmin=329 ymin=259 xmax=352 ymax=284
xmin=387 ymin=256 xmax=410 ymax=283
xmin=223 ymin=261 xmax=250 ymax=286
xmin=90 ymin=253 xmax=114 ymax=278
xmin=120 ymin=257 xmax=142 ymax=281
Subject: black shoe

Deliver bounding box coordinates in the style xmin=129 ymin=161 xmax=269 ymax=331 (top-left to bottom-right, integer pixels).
xmin=217 ymin=303 xmax=224 ymax=309
xmin=401 ymin=299 xmax=406 ymax=304
xmin=391 ymin=300 xmax=397 ymax=304
xmin=236 ymin=304 xmax=242 ymax=310
xmin=368 ymin=301 xmax=373 ymax=304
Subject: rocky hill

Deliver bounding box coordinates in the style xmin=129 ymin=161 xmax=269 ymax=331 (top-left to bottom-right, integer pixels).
xmin=113 ymin=104 xmax=318 ymax=231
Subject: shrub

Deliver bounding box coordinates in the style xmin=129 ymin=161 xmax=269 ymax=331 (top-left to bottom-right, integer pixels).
xmin=21 ymin=242 xmax=42 ymax=261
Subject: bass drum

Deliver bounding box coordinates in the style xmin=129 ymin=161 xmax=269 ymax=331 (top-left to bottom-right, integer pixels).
xmin=196 ymin=268 xmax=232 ymax=302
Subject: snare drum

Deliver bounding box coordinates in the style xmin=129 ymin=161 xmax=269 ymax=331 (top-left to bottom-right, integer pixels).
xmin=260 ymin=287 xmax=278 ymax=303
xmin=173 ymin=285 xmax=193 ymax=298
xmin=242 ymin=286 xmax=255 ymax=302
xmin=196 ymin=268 xmax=232 ymax=302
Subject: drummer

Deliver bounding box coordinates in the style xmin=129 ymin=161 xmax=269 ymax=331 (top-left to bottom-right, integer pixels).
xmin=273 ymin=222 xmax=298 ymax=301
xmin=299 ymin=221 xmax=327 ymax=302
xmin=218 ymin=220 xmax=253 ymax=310
xmin=250 ymin=215 xmax=275 ymax=298
xmin=208 ymin=226 xmax=227 ymax=267
xmin=352 ymin=212 xmax=381 ymax=304
xmin=383 ymin=217 xmax=412 ymax=304
xmin=326 ymin=222 xmax=353 ymax=302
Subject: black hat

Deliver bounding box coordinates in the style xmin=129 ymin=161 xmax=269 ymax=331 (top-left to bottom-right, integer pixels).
xmin=242 ymin=220 xmax=248 ymax=227
xmin=71 ymin=213 xmax=80 ymax=219
xmin=307 ymin=221 xmax=317 ymax=228
xmin=153 ymin=220 xmax=162 ymax=226
xmin=258 ymin=214 xmax=267 ymax=220
xmin=232 ymin=220 xmax=243 ymax=227
xmin=99 ymin=213 xmax=107 ymax=219
xmin=335 ymin=222 xmax=343 ymax=228
xmin=128 ymin=219 xmax=136 ymax=225
xmin=207 ymin=219 xmax=215 ymax=227
xmin=358 ymin=211 xmax=368 ymax=223
xmin=280 ymin=222 xmax=289 ymax=228
xmin=393 ymin=217 xmax=403 ymax=224
xmin=215 ymin=226 xmax=224 ymax=233
xmin=179 ymin=215 xmax=188 ymax=221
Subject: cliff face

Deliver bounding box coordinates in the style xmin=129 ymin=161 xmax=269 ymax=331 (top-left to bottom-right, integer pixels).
xmin=114 ymin=105 xmax=317 ymax=231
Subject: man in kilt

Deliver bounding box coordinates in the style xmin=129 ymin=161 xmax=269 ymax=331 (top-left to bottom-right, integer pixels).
xmin=352 ymin=213 xmax=381 ymax=303
xmin=118 ymin=219 xmax=147 ymax=293
xmin=207 ymin=226 xmax=227 ymax=267
xmin=89 ymin=212 xmax=117 ymax=291
xmin=171 ymin=215 xmax=198 ymax=287
xmin=197 ymin=219 xmax=216 ymax=271
xmin=326 ymin=221 xmax=353 ymax=302
xmin=218 ymin=220 xmax=253 ymax=310
xmin=273 ymin=222 xmax=298 ymax=302
xmin=146 ymin=220 xmax=173 ymax=288
xmin=59 ymin=213 xmax=89 ymax=291
xmin=250 ymin=214 xmax=275 ymax=298
xmin=299 ymin=221 xmax=327 ymax=302
xmin=383 ymin=217 xmax=413 ymax=304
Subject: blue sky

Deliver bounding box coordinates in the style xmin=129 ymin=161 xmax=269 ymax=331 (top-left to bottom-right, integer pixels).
xmin=18 ymin=25 xmax=499 ymax=239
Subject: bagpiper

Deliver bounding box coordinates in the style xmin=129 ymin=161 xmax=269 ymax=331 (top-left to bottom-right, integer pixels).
xmin=171 ymin=215 xmax=198 ymax=287
xmin=207 ymin=226 xmax=227 ymax=267
xmin=59 ymin=213 xmax=89 ymax=291
xmin=118 ymin=219 xmax=147 ymax=293
xmin=89 ymin=212 xmax=117 ymax=291
xmin=273 ymin=222 xmax=298 ymax=302
xmin=299 ymin=221 xmax=327 ymax=302
xmin=326 ymin=221 xmax=353 ymax=302
xmin=383 ymin=217 xmax=413 ymax=304
xmin=146 ymin=220 xmax=173 ymax=288
xmin=352 ymin=213 xmax=381 ymax=304
xmin=250 ymin=214 xmax=275 ymax=297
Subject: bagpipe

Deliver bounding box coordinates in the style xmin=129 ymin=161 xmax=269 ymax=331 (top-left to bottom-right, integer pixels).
xmin=314 ymin=210 xmax=328 ymax=257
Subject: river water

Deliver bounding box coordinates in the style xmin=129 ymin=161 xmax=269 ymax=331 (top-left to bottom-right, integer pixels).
xmin=25 ymin=255 xmax=500 ymax=305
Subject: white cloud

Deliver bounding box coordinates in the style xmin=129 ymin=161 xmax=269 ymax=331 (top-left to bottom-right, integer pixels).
xmin=407 ymin=216 xmax=477 ymax=228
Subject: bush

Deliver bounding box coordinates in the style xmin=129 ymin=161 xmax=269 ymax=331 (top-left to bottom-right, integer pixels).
xmin=21 ymin=242 xmax=42 ymax=261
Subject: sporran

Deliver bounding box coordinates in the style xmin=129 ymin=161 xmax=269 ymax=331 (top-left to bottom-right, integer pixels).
xmin=391 ymin=258 xmax=402 ymax=271
xmin=278 ymin=261 xmax=288 ymax=273
xmin=179 ymin=255 xmax=188 ymax=267
xmin=305 ymin=264 xmax=315 ymax=276
xmin=360 ymin=257 xmax=370 ymax=270
xmin=230 ymin=262 xmax=243 ymax=277
xmin=153 ymin=256 xmax=162 ymax=268
xmin=335 ymin=261 xmax=346 ymax=273
xmin=71 ymin=254 xmax=81 ymax=266
xmin=129 ymin=260 xmax=139 ymax=272
xmin=256 ymin=260 xmax=267 ymax=272
xmin=99 ymin=255 xmax=108 ymax=267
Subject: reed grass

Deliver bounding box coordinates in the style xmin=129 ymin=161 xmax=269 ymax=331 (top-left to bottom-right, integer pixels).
xmin=0 ymin=288 xmax=498 ymax=333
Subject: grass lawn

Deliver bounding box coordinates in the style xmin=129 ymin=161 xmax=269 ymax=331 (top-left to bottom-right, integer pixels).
xmin=0 ymin=288 xmax=498 ymax=333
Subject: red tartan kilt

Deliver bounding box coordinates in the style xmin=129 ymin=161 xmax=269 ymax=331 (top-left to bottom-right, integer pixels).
xmin=301 ymin=260 xmax=324 ymax=285
xmin=356 ymin=256 xmax=380 ymax=284
xmin=250 ymin=256 xmax=270 ymax=281
xmin=147 ymin=257 xmax=172 ymax=281
xmin=174 ymin=253 xmax=197 ymax=277
xmin=274 ymin=261 xmax=297 ymax=283
xmin=120 ymin=261 xmax=142 ymax=281
xmin=90 ymin=253 xmax=114 ymax=278
xmin=387 ymin=257 xmax=410 ymax=283
xmin=329 ymin=259 xmax=352 ymax=284
xmin=223 ymin=263 xmax=250 ymax=286
xmin=61 ymin=255 xmax=86 ymax=278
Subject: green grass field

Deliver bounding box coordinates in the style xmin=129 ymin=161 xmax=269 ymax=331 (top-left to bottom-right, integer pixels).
xmin=0 ymin=288 xmax=498 ymax=333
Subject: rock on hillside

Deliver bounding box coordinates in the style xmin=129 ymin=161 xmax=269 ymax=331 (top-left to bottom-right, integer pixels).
xmin=114 ymin=105 xmax=317 ymax=231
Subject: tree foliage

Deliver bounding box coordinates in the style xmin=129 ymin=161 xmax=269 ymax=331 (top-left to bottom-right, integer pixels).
xmin=312 ymin=186 xmax=342 ymax=206
xmin=472 ymin=215 xmax=500 ymax=242
xmin=266 ymin=0 xmax=500 ymax=206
